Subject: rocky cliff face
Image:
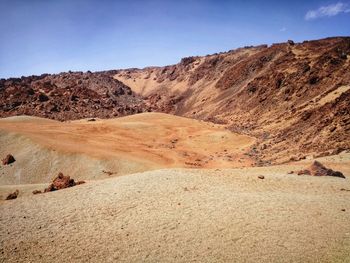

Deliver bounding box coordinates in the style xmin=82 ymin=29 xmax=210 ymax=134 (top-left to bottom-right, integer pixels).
xmin=1 ymin=37 xmax=349 ymax=164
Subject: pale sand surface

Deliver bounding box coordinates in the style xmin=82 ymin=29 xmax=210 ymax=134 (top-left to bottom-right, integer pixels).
xmin=1 ymin=164 xmax=350 ymax=263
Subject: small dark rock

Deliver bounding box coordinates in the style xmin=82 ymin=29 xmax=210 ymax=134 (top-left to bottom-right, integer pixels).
xmin=6 ymin=190 xmax=19 ymax=200
xmin=38 ymin=93 xmax=49 ymax=102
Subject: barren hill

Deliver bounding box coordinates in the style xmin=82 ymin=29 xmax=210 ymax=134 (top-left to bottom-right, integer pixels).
xmin=1 ymin=37 xmax=350 ymax=163
xmin=1 ymin=37 xmax=350 ymax=263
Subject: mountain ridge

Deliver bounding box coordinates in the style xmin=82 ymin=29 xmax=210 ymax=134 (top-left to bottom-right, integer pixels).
xmin=1 ymin=36 xmax=349 ymax=164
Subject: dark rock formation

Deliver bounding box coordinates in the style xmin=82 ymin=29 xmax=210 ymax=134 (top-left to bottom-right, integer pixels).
xmin=6 ymin=190 xmax=19 ymax=200
xmin=0 ymin=71 xmax=149 ymax=121
xmin=2 ymin=154 xmax=16 ymax=165
xmin=297 ymin=161 xmax=345 ymax=178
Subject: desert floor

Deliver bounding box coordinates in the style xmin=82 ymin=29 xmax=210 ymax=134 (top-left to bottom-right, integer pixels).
xmin=0 ymin=114 xmax=350 ymax=262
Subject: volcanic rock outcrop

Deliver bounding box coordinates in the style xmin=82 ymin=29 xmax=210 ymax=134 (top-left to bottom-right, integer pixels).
xmin=296 ymin=161 xmax=345 ymax=178
xmin=44 ymin=172 xmax=85 ymax=192
xmin=0 ymin=71 xmax=149 ymax=121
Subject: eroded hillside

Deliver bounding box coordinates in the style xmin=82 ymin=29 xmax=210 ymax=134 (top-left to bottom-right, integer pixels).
xmin=115 ymin=37 xmax=350 ymax=163
xmin=1 ymin=37 xmax=349 ymax=164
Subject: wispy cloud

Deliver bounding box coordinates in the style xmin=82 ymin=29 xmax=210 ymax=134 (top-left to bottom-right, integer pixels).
xmin=279 ymin=27 xmax=287 ymax=32
xmin=305 ymin=2 xmax=350 ymax=20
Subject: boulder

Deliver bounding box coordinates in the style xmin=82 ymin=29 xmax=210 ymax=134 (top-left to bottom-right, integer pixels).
xmin=2 ymin=154 xmax=16 ymax=165
xmin=44 ymin=172 xmax=76 ymax=192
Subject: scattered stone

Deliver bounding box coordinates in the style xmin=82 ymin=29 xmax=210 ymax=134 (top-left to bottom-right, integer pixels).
xmin=6 ymin=190 xmax=19 ymax=200
xmin=341 ymin=209 xmax=346 ymax=212
xmin=340 ymin=188 xmax=350 ymax=192
xmin=32 ymin=190 xmax=42 ymax=195
xmin=329 ymin=126 xmax=337 ymax=132
xmin=289 ymin=155 xmax=306 ymax=162
xmin=258 ymin=175 xmax=265 ymax=179
xmin=297 ymin=161 xmax=345 ymax=178
xmin=2 ymin=154 xmax=16 ymax=165
xmin=87 ymin=118 xmax=96 ymax=122
xmin=44 ymin=172 xmax=82 ymax=192
xmin=102 ymin=170 xmax=114 ymax=176
xmin=288 ymin=171 xmax=294 ymax=174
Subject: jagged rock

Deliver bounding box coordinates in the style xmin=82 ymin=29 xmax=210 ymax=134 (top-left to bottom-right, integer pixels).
xmin=6 ymin=190 xmax=19 ymax=200
xmin=44 ymin=172 xmax=76 ymax=192
xmin=297 ymin=161 xmax=345 ymax=178
xmin=2 ymin=154 xmax=15 ymax=165
xmin=42 ymin=173 xmax=86 ymax=193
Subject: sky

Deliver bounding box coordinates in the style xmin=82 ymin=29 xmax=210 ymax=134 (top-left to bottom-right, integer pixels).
xmin=0 ymin=0 xmax=349 ymax=78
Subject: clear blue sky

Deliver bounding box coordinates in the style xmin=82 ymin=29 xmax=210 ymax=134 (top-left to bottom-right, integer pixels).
xmin=0 ymin=0 xmax=349 ymax=78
